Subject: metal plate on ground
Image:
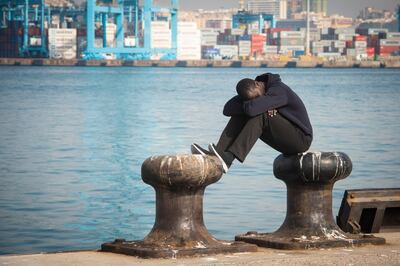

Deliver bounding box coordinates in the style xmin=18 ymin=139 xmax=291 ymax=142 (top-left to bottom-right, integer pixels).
xmin=235 ymin=232 xmax=385 ymax=250
xmin=101 ymin=239 xmax=257 ymax=258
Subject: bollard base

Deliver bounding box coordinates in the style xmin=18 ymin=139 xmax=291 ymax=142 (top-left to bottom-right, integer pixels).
xmin=235 ymin=232 xmax=386 ymax=250
xmin=101 ymin=239 xmax=257 ymax=258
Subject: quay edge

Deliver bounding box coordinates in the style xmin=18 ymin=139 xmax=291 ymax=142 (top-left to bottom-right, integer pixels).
xmin=0 ymin=232 xmax=399 ymax=266
xmin=0 ymin=58 xmax=399 ymax=68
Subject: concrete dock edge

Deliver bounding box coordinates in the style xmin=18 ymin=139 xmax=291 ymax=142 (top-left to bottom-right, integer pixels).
xmin=0 ymin=232 xmax=399 ymax=266
xmin=0 ymin=58 xmax=399 ymax=68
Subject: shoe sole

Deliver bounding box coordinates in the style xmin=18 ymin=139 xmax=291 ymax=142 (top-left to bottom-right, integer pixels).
xmin=191 ymin=144 xmax=206 ymax=156
xmin=209 ymin=144 xmax=228 ymax=174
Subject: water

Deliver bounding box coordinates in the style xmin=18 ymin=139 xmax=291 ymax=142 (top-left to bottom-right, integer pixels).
xmin=0 ymin=66 xmax=399 ymax=255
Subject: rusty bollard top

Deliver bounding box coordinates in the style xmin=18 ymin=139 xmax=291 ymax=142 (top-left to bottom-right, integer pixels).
xmin=141 ymin=154 xmax=223 ymax=188
xmin=273 ymin=152 xmax=353 ymax=184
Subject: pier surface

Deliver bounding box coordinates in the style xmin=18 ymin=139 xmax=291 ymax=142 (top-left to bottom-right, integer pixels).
xmin=1 ymin=233 xmax=399 ymax=265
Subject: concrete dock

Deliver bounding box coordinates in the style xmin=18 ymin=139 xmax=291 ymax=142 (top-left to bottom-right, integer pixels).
xmin=1 ymin=232 xmax=399 ymax=266
xmin=1 ymin=58 xmax=400 ymax=68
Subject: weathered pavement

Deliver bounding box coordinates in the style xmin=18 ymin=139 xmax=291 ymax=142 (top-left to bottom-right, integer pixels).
xmin=1 ymin=233 xmax=399 ymax=266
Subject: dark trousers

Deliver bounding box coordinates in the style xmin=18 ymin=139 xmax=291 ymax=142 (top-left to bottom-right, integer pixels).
xmin=216 ymin=113 xmax=312 ymax=163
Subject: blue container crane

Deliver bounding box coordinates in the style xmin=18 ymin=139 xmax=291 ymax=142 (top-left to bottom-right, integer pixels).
xmin=84 ymin=0 xmax=178 ymax=60
xmin=0 ymin=0 xmax=48 ymax=57
xmin=232 ymin=11 xmax=276 ymax=34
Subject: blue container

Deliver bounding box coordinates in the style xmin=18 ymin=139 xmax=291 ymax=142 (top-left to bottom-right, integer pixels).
xmin=293 ymin=50 xmax=305 ymax=57
xmin=239 ymin=35 xmax=251 ymax=41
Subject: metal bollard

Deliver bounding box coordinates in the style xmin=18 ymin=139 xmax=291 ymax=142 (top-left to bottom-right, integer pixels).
xmin=235 ymin=152 xmax=385 ymax=249
xmin=102 ymin=154 xmax=256 ymax=258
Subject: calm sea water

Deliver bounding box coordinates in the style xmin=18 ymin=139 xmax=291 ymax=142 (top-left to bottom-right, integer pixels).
xmin=0 ymin=66 xmax=399 ymax=255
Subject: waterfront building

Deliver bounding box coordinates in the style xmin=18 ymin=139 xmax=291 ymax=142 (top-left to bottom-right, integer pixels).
xmin=179 ymin=9 xmax=235 ymax=31
xmin=358 ymin=7 xmax=394 ymax=20
xmin=247 ymin=0 xmax=287 ymax=19
xmin=287 ymin=0 xmax=303 ymax=18
xmin=301 ymin=0 xmax=328 ymax=15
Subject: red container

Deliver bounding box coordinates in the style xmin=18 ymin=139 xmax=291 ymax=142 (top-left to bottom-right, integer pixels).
xmin=366 ymin=47 xmax=375 ymax=56
xmin=268 ymin=28 xmax=291 ymax=33
xmin=251 ymin=34 xmax=266 ymax=53
xmin=354 ymin=35 xmax=367 ymax=42
xmin=345 ymin=40 xmax=353 ymax=48
xmin=379 ymin=46 xmax=399 ymax=54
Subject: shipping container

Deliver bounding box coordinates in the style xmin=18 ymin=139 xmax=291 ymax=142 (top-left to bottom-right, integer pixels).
xmin=354 ymin=41 xmax=367 ymax=48
xmin=335 ymin=28 xmax=356 ymax=35
xmin=293 ymin=50 xmax=305 ymax=57
xmin=346 ymin=48 xmax=356 ymax=56
xmin=231 ymin=28 xmax=245 ymax=35
xmin=354 ymin=35 xmax=367 ymax=42
xmin=279 ymin=45 xmax=304 ymax=54
xmin=264 ymin=45 xmax=277 ymax=54
xmin=201 ymin=46 xmax=219 ymax=59
xmin=48 ymin=28 xmax=77 ymax=59
xmin=333 ymin=41 xmax=346 ymax=48
xmin=387 ymin=32 xmax=400 ymax=40
xmin=366 ymin=47 xmax=375 ymax=56
xmin=215 ymin=45 xmax=238 ymax=59
xmin=368 ymin=28 xmax=388 ymax=35
xmin=338 ymin=34 xmax=355 ymax=41
xmin=279 ymin=31 xmax=305 ymax=39
xmin=312 ymin=41 xmax=324 ymax=48
xmin=379 ymin=39 xmax=400 ymax=46
xmin=379 ymin=46 xmax=399 ymax=54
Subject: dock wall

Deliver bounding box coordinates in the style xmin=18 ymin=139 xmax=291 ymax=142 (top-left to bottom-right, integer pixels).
xmin=1 ymin=58 xmax=399 ymax=68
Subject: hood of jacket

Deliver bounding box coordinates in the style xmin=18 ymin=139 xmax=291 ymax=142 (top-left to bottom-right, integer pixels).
xmin=255 ymin=73 xmax=282 ymax=88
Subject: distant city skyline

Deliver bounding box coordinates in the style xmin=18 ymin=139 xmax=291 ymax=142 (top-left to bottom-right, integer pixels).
xmin=151 ymin=0 xmax=399 ymax=17
xmin=73 ymin=0 xmax=399 ymax=18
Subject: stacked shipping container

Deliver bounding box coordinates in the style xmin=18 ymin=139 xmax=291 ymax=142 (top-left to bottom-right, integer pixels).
xmin=0 ymin=21 xmax=22 ymax=58
xmin=177 ymin=22 xmax=201 ymax=60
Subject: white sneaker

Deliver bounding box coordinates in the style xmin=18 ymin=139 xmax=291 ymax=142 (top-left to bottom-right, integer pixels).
xmin=191 ymin=143 xmax=212 ymax=156
xmin=208 ymin=143 xmax=229 ymax=174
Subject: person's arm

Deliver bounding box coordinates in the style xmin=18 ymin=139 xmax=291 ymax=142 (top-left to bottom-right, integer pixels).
xmin=223 ymin=95 xmax=244 ymax=116
xmin=243 ymin=89 xmax=288 ymax=117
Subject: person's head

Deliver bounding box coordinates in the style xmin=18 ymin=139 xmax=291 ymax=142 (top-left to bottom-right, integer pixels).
xmin=236 ymin=78 xmax=265 ymax=101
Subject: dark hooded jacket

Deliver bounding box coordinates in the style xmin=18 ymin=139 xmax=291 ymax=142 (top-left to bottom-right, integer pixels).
xmin=223 ymin=73 xmax=313 ymax=137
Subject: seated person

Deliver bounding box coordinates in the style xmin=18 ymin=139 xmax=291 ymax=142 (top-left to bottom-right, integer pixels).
xmin=192 ymin=72 xmax=313 ymax=173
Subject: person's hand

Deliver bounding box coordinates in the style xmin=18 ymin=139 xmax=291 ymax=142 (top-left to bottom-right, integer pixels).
xmin=268 ymin=109 xmax=278 ymax=117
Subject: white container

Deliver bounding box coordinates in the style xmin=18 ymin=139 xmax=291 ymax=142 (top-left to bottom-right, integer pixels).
xmin=354 ymin=41 xmax=367 ymax=48
xmin=215 ymin=45 xmax=238 ymax=58
xmin=333 ymin=41 xmax=346 ymax=48
xmin=338 ymin=34 xmax=355 ymax=41
xmin=152 ymin=22 xmax=172 ymax=48
xmin=231 ymin=28 xmax=245 ymax=35
xmin=177 ymin=23 xmax=201 ymax=60
xmin=279 ymin=31 xmax=305 ymax=39
xmin=368 ymin=28 xmax=388 ymax=35
xmin=48 ymin=28 xmax=77 ymax=59
xmin=312 ymin=41 xmax=324 ymax=48
xmin=380 ymin=39 xmax=400 ymax=46
xmin=387 ymin=32 xmax=400 ymax=40
xmin=279 ymin=45 xmax=305 ymax=53
xmin=320 ymin=40 xmax=333 ymax=47
xmin=239 ymin=40 xmax=251 ymax=56
xmin=30 ymin=37 xmax=41 ymax=46
xmin=355 ymin=48 xmax=367 ymax=55
xmin=346 ymin=48 xmax=356 ymax=56
xmin=335 ymin=28 xmax=355 ymax=35
xmin=264 ymin=45 xmax=277 ymax=54
xmin=317 ymin=52 xmax=341 ymax=57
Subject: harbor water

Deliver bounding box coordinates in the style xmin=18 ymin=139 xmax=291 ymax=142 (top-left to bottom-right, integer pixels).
xmin=0 ymin=67 xmax=399 ymax=255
